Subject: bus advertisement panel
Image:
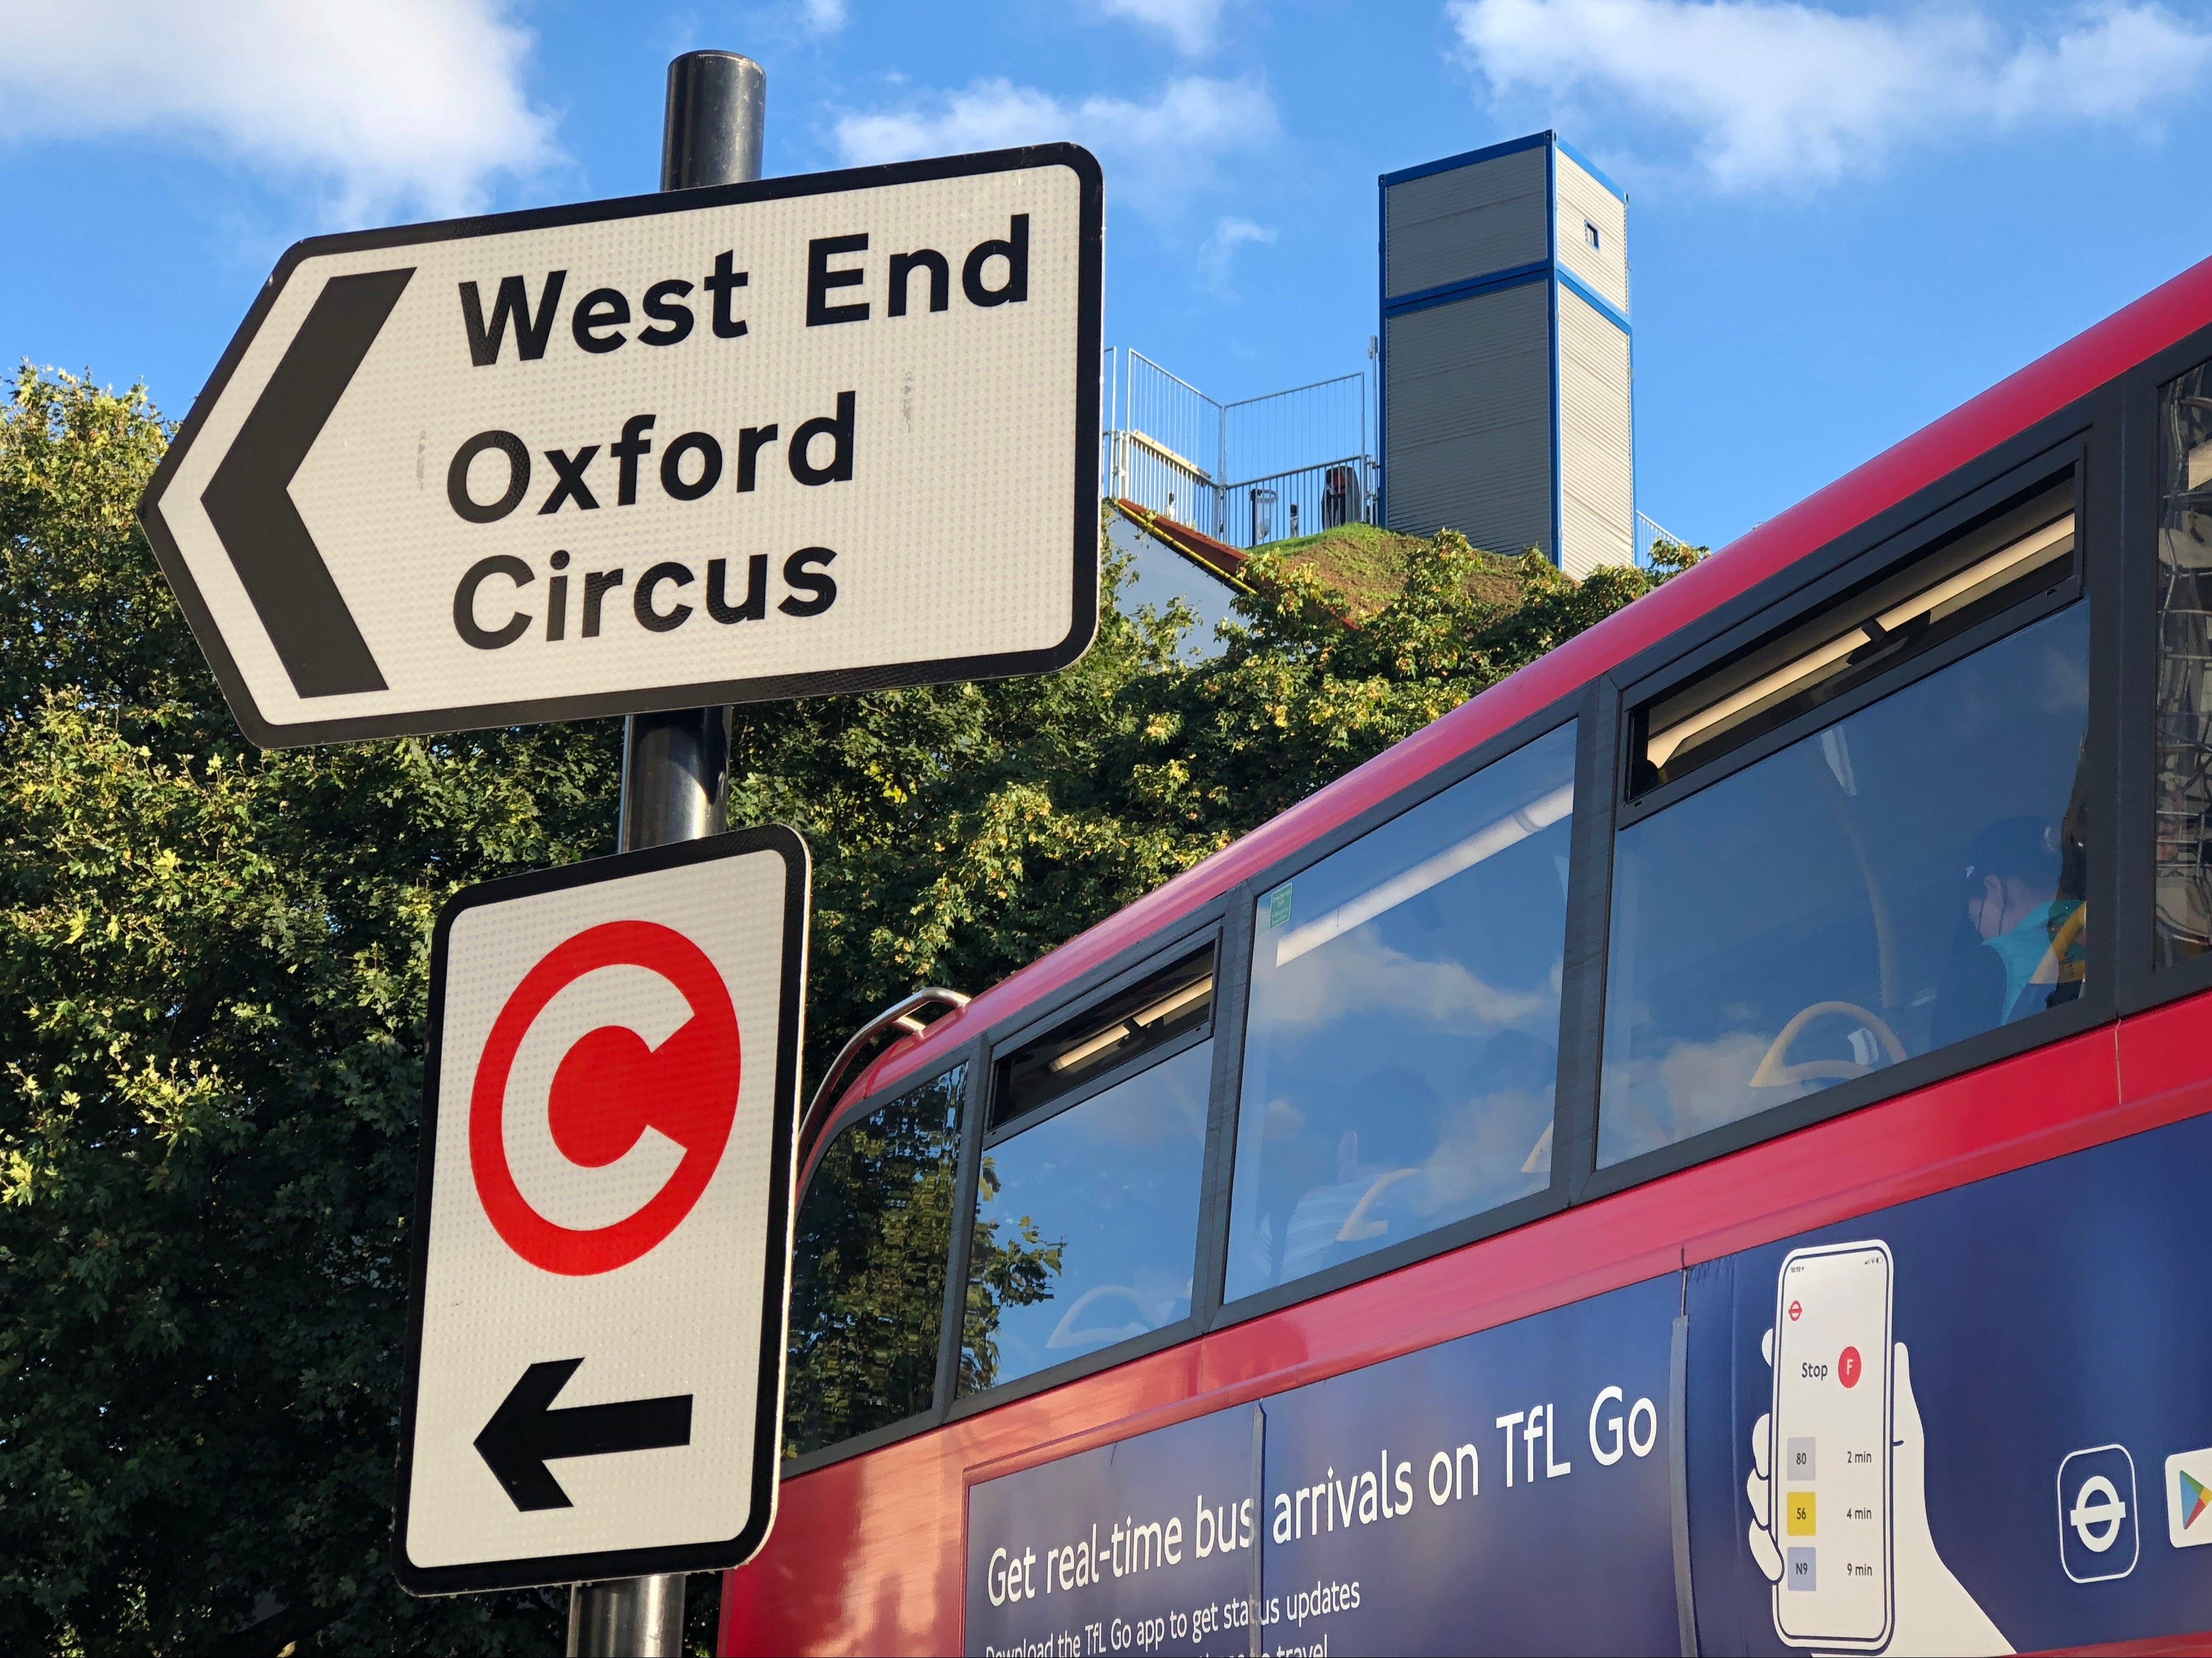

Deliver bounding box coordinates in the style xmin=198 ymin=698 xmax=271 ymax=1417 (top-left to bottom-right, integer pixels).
xmin=964 ymin=1109 xmax=2212 ymax=1656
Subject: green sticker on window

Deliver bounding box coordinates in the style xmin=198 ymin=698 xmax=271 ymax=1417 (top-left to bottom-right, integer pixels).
xmin=1268 ymin=885 xmax=1293 ymax=929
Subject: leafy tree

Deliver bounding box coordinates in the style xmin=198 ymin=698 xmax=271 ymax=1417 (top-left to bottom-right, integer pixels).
xmin=783 ymin=1067 xmax=966 ymax=1455
xmin=1 ymin=370 xmax=622 ymax=1657
xmin=954 ymin=1156 xmax=1066 ymax=1396
xmin=0 ymin=364 xmax=1684 ymax=1654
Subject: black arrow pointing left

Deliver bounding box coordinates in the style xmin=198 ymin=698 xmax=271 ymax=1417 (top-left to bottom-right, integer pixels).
xmin=201 ymin=267 xmax=412 ymax=699
xmin=474 ymin=1358 xmax=694 ymax=1512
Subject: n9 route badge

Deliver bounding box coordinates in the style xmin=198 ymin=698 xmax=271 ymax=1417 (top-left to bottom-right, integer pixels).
xmin=394 ymin=826 xmax=807 ymax=1595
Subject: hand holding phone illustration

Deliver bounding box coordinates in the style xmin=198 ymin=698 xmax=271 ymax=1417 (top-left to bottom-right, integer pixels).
xmin=1745 ymin=1242 xmax=2009 ymax=1656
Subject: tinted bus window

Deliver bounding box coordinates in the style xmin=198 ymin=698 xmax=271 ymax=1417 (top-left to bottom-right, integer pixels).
xmin=1599 ymin=597 xmax=2090 ymax=1167
xmin=2155 ymin=358 xmax=2212 ymax=964
xmin=784 ymin=1066 xmax=964 ymax=1458
xmin=1224 ymin=722 xmax=1576 ymax=1302
xmin=960 ymin=1039 xmax=1210 ymax=1393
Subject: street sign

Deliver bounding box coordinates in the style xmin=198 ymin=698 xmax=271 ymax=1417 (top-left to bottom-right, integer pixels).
xmin=138 ymin=146 xmax=1102 ymax=749
xmin=394 ymin=826 xmax=807 ymax=1594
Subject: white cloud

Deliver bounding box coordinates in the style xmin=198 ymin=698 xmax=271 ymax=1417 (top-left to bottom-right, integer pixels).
xmin=1199 ymin=215 xmax=1276 ymax=298
xmin=1450 ymin=0 xmax=2212 ymax=192
xmin=1258 ymin=927 xmax=1556 ymax=1034
xmin=1101 ymin=0 xmax=1231 ymax=55
xmin=0 ymin=0 xmax=560 ymax=221
xmin=800 ymin=0 xmax=848 ymax=35
xmin=832 ymin=75 xmax=1279 ymax=212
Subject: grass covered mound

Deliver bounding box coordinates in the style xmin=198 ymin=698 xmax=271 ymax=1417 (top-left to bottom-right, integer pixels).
xmin=1259 ymin=518 xmax=1542 ymax=620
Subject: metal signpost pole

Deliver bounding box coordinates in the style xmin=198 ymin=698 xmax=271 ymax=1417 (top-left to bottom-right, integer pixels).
xmin=568 ymin=48 xmax=764 ymax=1658
xmin=149 ymin=43 xmax=1099 ymax=1624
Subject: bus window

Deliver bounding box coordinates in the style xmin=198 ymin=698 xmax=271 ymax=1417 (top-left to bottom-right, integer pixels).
xmin=2155 ymin=358 xmax=2212 ymax=964
xmin=1637 ymin=484 xmax=2076 ymax=793
xmin=1224 ymin=721 xmax=1576 ymax=1303
xmin=959 ymin=970 xmax=1213 ymax=1394
xmin=783 ymin=1066 xmax=964 ymax=1458
xmin=994 ymin=948 xmax=1212 ymax=1129
xmin=1599 ymin=497 xmax=2089 ymax=1167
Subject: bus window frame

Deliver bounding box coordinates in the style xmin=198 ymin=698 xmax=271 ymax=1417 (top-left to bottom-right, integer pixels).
xmin=779 ymin=352 xmax=2178 ymax=1470
xmin=941 ymin=905 xmax=1237 ymax=1423
xmin=1616 ymin=461 xmax=2088 ymax=832
xmin=781 ymin=1046 xmax=987 ymax=1479
xmin=2117 ymin=316 xmax=2212 ymax=1015
xmin=1579 ymin=407 xmax=2124 ymax=1202
xmin=982 ymin=950 xmax=1218 ymax=1148
xmin=1203 ymin=691 xmax=1590 ymax=1330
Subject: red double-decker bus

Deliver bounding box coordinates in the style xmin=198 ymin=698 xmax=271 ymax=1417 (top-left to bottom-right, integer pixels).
xmin=722 ymin=254 xmax=2212 ymax=1656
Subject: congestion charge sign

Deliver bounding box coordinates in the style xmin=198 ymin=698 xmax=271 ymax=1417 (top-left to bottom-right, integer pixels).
xmin=393 ymin=827 xmax=807 ymax=1595
xmin=136 ymin=146 xmax=1102 ymax=749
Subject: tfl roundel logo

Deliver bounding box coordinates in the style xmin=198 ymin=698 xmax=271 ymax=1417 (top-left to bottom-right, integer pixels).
xmin=469 ymin=920 xmax=741 ymax=1275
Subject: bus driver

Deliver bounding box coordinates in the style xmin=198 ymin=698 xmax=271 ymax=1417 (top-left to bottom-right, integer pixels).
xmin=1935 ymin=815 xmax=2085 ymax=1047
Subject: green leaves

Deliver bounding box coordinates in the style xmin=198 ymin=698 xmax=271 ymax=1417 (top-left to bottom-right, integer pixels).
xmin=0 ymin=365 xmax=1680 ymax=1655
xmin=1 ymin=371 xmax=617 ymax=1654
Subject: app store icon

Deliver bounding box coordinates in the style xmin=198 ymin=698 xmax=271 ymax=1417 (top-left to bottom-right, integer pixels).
xmin=2166 ymin=1448 xmax=2212 ymax=1550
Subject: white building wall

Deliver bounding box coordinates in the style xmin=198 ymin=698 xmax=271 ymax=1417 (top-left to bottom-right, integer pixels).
xmin=1554 ymin=153 xmax=1629 ymax=316
xmin=1105 ymin=510 xmax=1239 ymax=662
xmin=1556 ymin=284 xmax=1634 ymax=577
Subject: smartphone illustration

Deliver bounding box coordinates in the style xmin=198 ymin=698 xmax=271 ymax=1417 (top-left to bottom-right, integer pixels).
xmin=1771 ymin=1239 xmax=1893 ymax=1651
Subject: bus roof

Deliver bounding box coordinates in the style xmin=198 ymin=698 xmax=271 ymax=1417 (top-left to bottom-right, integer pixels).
xmin=833 ymin=250 xmax=2212 ymax=1119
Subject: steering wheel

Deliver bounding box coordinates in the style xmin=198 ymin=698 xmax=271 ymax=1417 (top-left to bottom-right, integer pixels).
xmin=1045 ymin=1284 xmax=1155 ymax=1351
xmin=1750 ymin=1001 xmax=1907 ymax=1089
xmin=2029 ymin=902 xmax=2088 ymax=990
xmin=1335 ymin=1167 xmax=1420 ymax=1242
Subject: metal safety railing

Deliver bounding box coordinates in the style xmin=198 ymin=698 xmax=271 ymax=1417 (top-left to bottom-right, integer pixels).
xmin=1102 ymin=348 xmax=1379 ymax=549
xmin=1635 ymin=511 xmax=1697 ymax=570
xmin=1221 ymin=456 xmax=1376 ymax=549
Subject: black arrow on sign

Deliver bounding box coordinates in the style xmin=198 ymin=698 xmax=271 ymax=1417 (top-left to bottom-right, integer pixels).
xmin=474 ymin=1358 xmax=694 ymax=1512
xmin=200 ymin=267 xmax=414 ymax=699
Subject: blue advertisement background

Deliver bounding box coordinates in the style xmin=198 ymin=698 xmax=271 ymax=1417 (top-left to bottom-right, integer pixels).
xmin=967 ymin=1407 xmax=1255 ymax=1657
xmin=966 ymin=1276 xmax=1679 ymax=1656
xmin=1255 ymin=1275 xmax=1677 ymax=1654
xmin=967 ymin=1114 xmax=2212 ymax=1655
xmin=1687 ymin=1110 xmax=2212 ymax=1655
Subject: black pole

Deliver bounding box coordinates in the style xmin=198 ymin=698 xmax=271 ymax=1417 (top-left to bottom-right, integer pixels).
xmin=616 ymin=50 xmax=765 ymax=857
xmin=568 ymin=50 xmax=765 ymax=1658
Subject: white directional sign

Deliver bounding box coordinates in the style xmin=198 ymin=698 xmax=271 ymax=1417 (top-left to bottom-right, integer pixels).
xmin=394 ymin=827 xmax=807 ymax=1595
xmin=139 ymin=147 xmax=1102 ymax=748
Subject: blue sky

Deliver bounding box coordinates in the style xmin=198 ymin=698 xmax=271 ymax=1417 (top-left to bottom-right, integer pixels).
xmin=4 ymin=0 xmax=2209 ymax=549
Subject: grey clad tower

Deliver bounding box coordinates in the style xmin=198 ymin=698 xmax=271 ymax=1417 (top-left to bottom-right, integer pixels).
xmin=1379 ymin=132 xmax=1632 ymax=578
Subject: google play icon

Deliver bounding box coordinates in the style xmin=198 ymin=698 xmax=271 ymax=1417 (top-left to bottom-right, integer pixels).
xmin=2165 ymin=1449 xmax=2212 ymax=1549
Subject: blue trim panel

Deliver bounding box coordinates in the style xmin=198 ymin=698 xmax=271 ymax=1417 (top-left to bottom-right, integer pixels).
xmin=1547 ymin=142 xmax=1563 ymax=570
xmin=1629 ymin=282 xmax=1640 ymax=568
xmin=1556 ymin=266 xmax=1630 ymax=334
xmin=1381 ymin=260 xmax=1551 ymax=320
xmin=1553 ymin=136 xmax=1628 ymax=203
xmin=1378 ymin=129 xmax=1551 ymax=189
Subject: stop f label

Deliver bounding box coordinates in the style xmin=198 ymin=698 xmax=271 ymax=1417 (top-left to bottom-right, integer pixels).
xmin=136 ymin=147 xmax=1102 ymax=749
